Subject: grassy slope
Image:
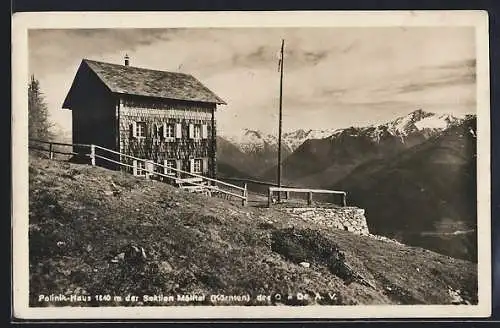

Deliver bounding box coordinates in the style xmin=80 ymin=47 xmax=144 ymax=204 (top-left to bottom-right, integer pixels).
xmin=29 ymin=156 xmax=477 ymax=307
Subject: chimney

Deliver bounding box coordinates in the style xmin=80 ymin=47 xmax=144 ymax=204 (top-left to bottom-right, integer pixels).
xmin=124 ymin=54 xmax=130 ymax=66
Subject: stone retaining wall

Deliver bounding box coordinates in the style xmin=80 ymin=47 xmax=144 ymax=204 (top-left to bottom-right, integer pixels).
xmin=282 ymin=207 xmax=370 ymax=235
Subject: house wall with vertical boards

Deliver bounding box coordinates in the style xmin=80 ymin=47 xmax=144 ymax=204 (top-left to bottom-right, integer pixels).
xmin=70 ymin=64 xmax=117 ymax=167
xmin=118 ymin=95 xmax=217 ymax=178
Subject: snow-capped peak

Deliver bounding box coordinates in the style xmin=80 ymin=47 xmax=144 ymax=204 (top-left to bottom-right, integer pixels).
xmin=224 ymin=128 xmax=281 ymax=153
xmin=222 ymin=110 xmax=468 ymax=153
xmin=383 ymin=109 xmax=433 ymax=136
xmin=223 ymin=127 xmax=342 ymax=153
xmin=415 ymin=114 xmax=454 ymax=130
xmin=282 ymin=128 xmax=341 ymax=150
xmin=380 ymin=109 xmax=464 ymax=138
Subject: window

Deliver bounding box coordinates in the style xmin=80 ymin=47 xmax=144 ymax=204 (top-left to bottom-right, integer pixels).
xmin=133 ymin=160 xmax=146 ymax=176
xmin=194 ymin=125 xmax=201 ymax=139
xmin=189 ymin=123 xmax=204 ymax=140
xmin=163 ymin=123 xmax=175 ymax=139
xmin=189 ymin=158 xmax=208 ymax=174
xmin=163 ymin=124 xmax=174 ymax=138
xmin=192 ymin=158 xmax=202 ymax=174
xmin=153 ymin=124 xmax=161 ymax=139
xmin=136 ymin=122 xmax=147 ymax=138
xmin=151 ymin=124 xmax=161 ymax=145
xmin=164 ymin=159 xmax=176 ymax=176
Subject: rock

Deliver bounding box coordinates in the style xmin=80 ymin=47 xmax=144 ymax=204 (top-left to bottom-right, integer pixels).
xmin=299 ymin=261 xmax=310 ymax=268
xmin=111 ymin=245 xmax=147 ymax=264
xmin=158 ymin=261 xmax=173 ymax=273
xmin=61 ymin=268 xmax=72 ymax=276
xmin=448 ymin=287 xmax=467 ymax=305
xmin=263 ymin=256 xmax=277 ymax=265
xmin=124 ymin=245 xmax=147 ymax=263
xmin=56 ymin=241 xmax=65 ymax=247
xmin=103 ymin=190 xmax=114 ymax=196
xmin=111 ymin=252 xmax=126 ymax=263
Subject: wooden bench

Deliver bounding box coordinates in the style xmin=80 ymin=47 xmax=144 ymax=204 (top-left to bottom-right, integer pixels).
xmin=180 ymin=185 xmax=205 ymax=192
xmin=175 ymin=177 xmax=204 ymax=187
xmin=180 ymin=185 xmax=213 ymax=197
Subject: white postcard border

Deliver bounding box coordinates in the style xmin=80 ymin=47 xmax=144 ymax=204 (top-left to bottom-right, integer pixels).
xmin=11 ymin=10 xmax=491 ymax=319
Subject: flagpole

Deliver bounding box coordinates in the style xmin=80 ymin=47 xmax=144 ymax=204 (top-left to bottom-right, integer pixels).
xmin=277 ymin=39 xmax=284 ymax=202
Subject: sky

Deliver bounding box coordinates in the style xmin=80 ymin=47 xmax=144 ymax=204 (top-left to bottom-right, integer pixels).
xmin=28 ymin=27 xmax=476 ymax=137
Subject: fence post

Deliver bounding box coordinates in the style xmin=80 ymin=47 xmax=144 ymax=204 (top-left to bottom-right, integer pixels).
xmin=268 ymin=188 xmax=273 ymax=208
xmin=242 ymin=183 xmax=248 ymax=207
xmin=342 ymin=192 xmax=347 ymax=207
xmin=90 ymin=145 xmax=96 ymax=166
xmin=145 ymin=160 xmax=151 ymax=180
xmin=49 ymin=143 xmax=54 ymax=160
xmin=307 ymin=191 xmax=313 ymax=206
xmin=285 ymin=191 xmax=290 ymax=200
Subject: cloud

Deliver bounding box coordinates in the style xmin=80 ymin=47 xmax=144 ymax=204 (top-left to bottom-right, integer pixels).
xmin=316 ymin=87 xmax=347 ymax=98
xmin=28 ymin=29 xmax=179 ymax=75
xmin=398 ymin=74 xmax=475 ymax=94
xmin=431 ymin=58 xmax=476 ymax=70
xmin=230 ymin=46 xmax=330 ymax=70
xmin=28 ymin=26 xmax=477 ymax=136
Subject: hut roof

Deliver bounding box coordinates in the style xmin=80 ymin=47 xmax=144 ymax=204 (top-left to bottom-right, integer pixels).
xmin=64 ymin=59 xmax=226 ymax=107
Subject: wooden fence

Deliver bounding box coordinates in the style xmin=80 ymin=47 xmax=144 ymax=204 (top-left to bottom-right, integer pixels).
xmin=29 ymin=139 xmax=248 ymax=206
xmin=267 ymin=186 xmax=347 ymax=208
xmin=220 ymin=177 xmax=291 ymax=195
xmin=29 ymin=139 xmax=87 ymax=160
xmin=223 ymin=176 xmax=348 ymax=208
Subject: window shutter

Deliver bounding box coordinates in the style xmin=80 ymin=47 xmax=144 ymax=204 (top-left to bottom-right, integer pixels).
xmin=189 ymin=124 xmax=194 ymax=139
xmin=163 ymin=122 xmax=167 ymax=138
xmin=201 ymin=124 xmax=208 ymax=139
xmin=163 ymin=159 xmax=168 ymax=175
xmin=189 ymin=159 xmax=195 ymax=173
xmin=146 ymin=160 xmax=154 ymax=174
xmin=202 ymin=158 xmax=208 ymax=174
xmin=175 ymin=123 xmax=182 ymax=139
xmin=133 ymin=160 xmax=138 ymax=176
xmin=131 ymin=122 xmax=137 ymax=138
xmin=151 ymin=124 xmax=156 ymax=139
xmin=176 ymin=160 xmax=182 ymax=177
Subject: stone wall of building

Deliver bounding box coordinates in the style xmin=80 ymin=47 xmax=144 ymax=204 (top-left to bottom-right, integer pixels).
xmin=282 ymin=207 xmax=370 ymax=235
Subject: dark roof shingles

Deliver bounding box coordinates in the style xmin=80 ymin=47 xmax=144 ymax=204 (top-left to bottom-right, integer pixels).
xmin=83 ymin=59 xmax=226 ymax=104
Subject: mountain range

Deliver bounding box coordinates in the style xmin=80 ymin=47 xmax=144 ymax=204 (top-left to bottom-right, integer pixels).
xmin=218 ymin=109 xmax=468 ymax=184
xmin=217 ymin=109 xmax=477 ymax=261
xmin=334 ymin=116 xmax=477 ymax=261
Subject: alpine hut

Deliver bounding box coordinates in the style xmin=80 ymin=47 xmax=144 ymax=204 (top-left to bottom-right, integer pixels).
xmin=62 ymin=56 xmax=226 ymax=179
